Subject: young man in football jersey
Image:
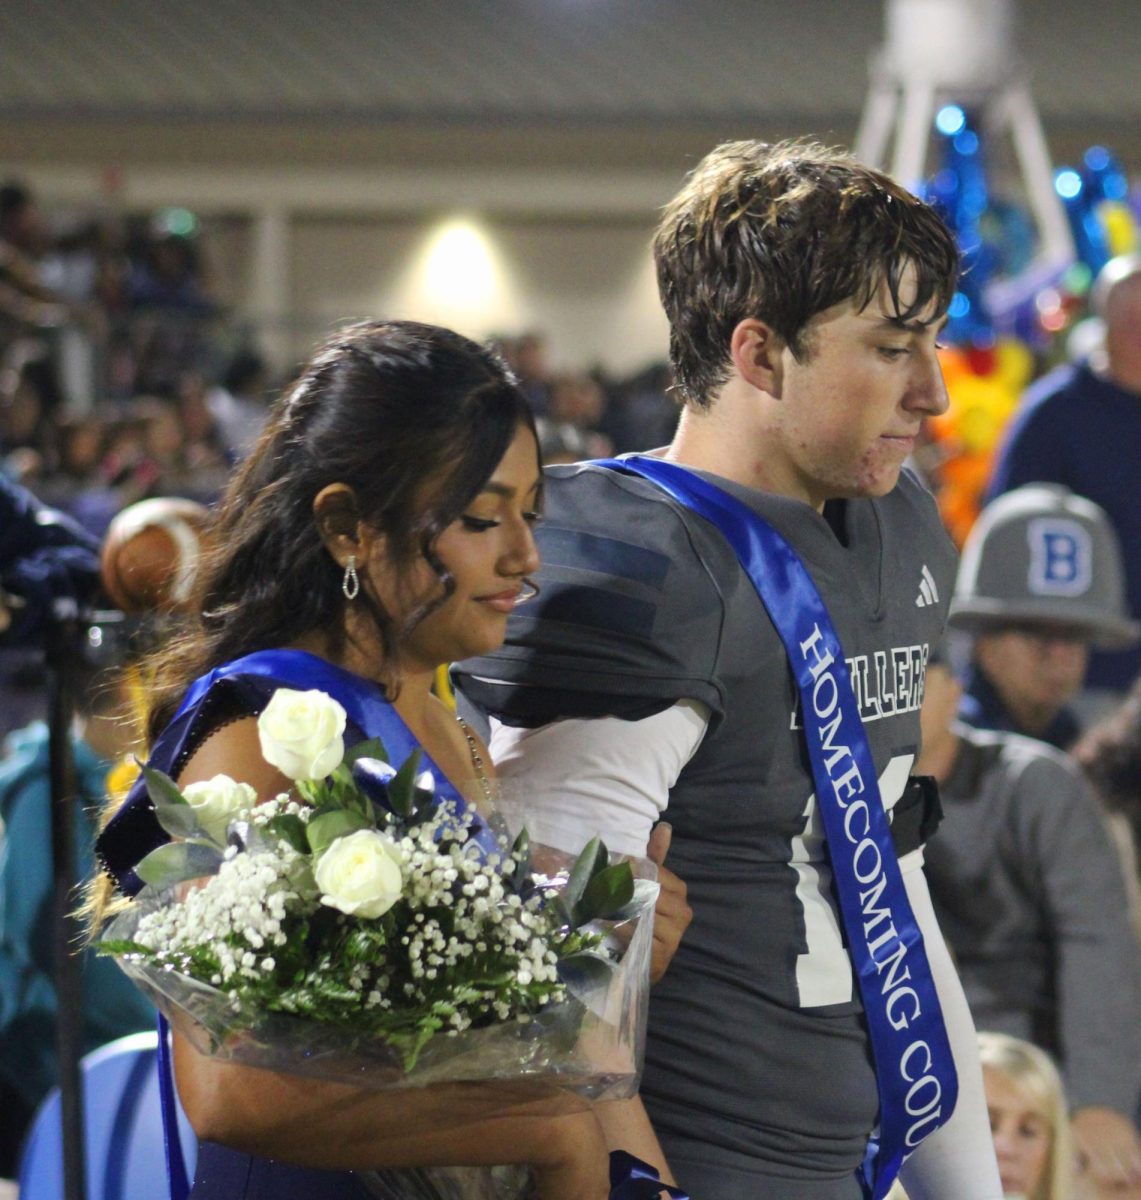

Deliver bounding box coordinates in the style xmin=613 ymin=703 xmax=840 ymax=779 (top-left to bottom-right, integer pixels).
xmin=456 ymin=140 xmax=1002 ymax=1199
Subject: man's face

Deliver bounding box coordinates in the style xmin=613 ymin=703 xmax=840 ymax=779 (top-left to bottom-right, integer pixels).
xmin=974 ymin=622 xmax=1090 ymax=735
xmin=765 ymin=267 xmax=949 ymax=510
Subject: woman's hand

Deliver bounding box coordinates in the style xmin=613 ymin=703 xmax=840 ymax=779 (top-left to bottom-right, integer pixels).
xmin=646 ymin=824 xmax=692 ymax=984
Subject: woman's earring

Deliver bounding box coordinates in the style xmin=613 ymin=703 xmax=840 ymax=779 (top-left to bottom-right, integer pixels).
xmin=515 ymin=578 xmax=539 ymax=604
xmin=342 ymin=555 xmax=360 ymax=600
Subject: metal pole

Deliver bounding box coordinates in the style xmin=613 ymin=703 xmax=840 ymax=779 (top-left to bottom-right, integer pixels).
xmin=46 ymin=604 xmax=87 ymax=1200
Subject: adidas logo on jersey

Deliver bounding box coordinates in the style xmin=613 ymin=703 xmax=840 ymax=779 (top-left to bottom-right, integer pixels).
xmin=915 ymin=564 xmax=939 ymax=608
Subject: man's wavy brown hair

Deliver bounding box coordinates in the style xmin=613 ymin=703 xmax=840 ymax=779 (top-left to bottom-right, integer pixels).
xmin=653 ymin=139 xmax=960 ymax=408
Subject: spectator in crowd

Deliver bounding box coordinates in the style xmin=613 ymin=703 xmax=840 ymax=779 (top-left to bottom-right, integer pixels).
xmin=0 ymin=182 xmax=73 ymax=342
xmin=0 ymin=340 xmax=63 ymax=486
xmin=917 ymin=659 xmax=1141 ymax=1194
xmin=948 ymin=484 xmax=1140 ymax=749
xmin=535 ymin=370 xmax=613 ymax=463
xmin=887 ymin=1032 xmax=1085 ymax=1200
xmin=126 ymin=224 xmax=218 ymax=396
xmin=495 ymin=330 xmax=552 ymax=416
xmin=126 ymin=230 xmax=215 ymax=316
xmin=987 ymin=254 xmax=1141 ymax=703
xmin=1073 ymin=679 xmax=1141 ymax=944
xmin=603 ymin=361 xmax=679 ymax=455
xmin=978 ymin=1033 xmax=1078 ymax=1200
xmin=174 ymin=374 xmax=231 ymax=478
xmin=35 ymin=409 xmax=109 ymax=511
xmin=0 ymin=626 xmax=154 ymax=1178
xmin=205 ymin=348 xmax=270 ymax=462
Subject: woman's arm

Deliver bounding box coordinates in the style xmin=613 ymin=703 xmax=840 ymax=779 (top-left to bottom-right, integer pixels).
xmin=167 ymin=717 xmax=611 ymax=1198
xmin=173 ymin=1040 xmax=610 ymax=1197
xmin=594 ymin=1096 xmax=676 ymax=1185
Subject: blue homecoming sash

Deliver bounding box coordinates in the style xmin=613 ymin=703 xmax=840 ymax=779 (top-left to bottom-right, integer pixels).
xmin=597 ymin=457 xmax=957 ymax=1199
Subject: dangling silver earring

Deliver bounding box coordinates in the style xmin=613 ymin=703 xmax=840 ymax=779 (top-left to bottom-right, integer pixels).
xmin=515 ymin=578 xmax=540 ymax=604
xmin=342 ymin=555 xmax=360 ymax=600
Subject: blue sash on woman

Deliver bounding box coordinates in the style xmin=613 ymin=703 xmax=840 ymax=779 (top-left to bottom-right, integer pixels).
xmin=97 ymin=650 xmax=496 ymax=898
xmin=597 ymin=456 xmax=957 ymax=1199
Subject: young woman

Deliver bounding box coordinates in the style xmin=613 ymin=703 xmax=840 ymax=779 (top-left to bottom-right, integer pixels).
xmin=90 ymin=320 xmax=668 ymax=1200
xmin=979 ymin=1033 xmax=1075 ymax=1200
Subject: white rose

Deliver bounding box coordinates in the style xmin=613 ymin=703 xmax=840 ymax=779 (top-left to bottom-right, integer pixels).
xmin=257 ymin=688 xmax=347 ymax=781
xmin=313 ymin=830 xmax=404 ymax=919
xmin=182 ymin=775 xmax=257 ymax=844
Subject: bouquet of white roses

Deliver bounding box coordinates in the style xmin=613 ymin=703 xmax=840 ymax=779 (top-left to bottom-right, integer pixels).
xmin=100 ymin=687 xmax=657 ymax=1104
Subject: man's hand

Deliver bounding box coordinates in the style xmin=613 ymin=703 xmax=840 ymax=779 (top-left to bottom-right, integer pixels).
xmin=646 ymin=823 xmax=692 ymax=984
xmin=1072 ymin=1106 xmax=1141 ymax=1196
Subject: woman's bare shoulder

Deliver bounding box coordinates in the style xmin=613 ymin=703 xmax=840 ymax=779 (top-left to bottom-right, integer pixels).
xmin=175 ymin=716 xmax=292 ymax=801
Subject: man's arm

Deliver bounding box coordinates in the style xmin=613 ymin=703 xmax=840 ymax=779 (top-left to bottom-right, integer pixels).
xmin=489 ymin=701 xmax=710 ymax=857
xmin=492 ymin=701 xmax=710 ymax=1185
xmin=491 ymin=702 xmax=705 ymax=981
xmin=895 ymin=849 xmax=1004 ymax=1200
xmin=1028 ymin=759 xmax=1141 ymax=1190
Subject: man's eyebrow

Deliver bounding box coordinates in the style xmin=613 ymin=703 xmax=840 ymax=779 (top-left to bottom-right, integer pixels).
xmin=871 ymin=313 xmax=950 ymax=334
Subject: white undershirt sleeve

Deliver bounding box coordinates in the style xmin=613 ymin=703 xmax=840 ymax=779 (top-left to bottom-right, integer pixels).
xmin=895 ymin=849 xmax=1003 ymax=1200
xmin=487 ymin=700 xmax=711 ymax=857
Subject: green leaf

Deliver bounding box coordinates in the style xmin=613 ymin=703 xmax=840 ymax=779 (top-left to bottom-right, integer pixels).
xmin=387 ymin=748 xmax=423 ymax=818
xmin=140 ymin=760 xmax=185 ymax=809
xmin=139 ymin=762 xmax=202 ymax=840
xmin=152 ymin=800 xmax=203 ymax=841
xmin=605 ymin=877 xmax=659 ymax=922
xmin=562 ymin=836 xmax=609 ymax=915
xmin=344 ymin=737 xmax=389 ymax=767
xmin=306 ymin=809 xmax=371 ymax=857
xmin=575 ymin=862 xmax=635 ymax=924
xmin=136 ymin=841 xmax=224 ymax=890
xmin=96 ymin=937 xmax=154 ymax=958
xmin=557 ymin=951 xmax=615 ymax=995
xmin=265 ymin=814 xmax=309 ymax=854
xmin=508 ymin=826 xmax=533 ymax=889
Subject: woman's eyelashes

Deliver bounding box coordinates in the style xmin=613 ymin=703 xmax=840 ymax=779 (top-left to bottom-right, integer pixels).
xmin=460 ymin=515 xmax=499 ymax=532
xmin=460 ymin=510 xmax=543 ymax=533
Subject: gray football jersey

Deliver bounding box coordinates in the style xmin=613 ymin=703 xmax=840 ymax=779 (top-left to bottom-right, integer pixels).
xmin=457 ymin=462 xmax=957 ymax=1198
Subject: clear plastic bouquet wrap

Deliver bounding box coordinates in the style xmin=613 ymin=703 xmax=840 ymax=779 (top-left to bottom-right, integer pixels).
xmin=99 ymin=687 xmax=658 ymax=1200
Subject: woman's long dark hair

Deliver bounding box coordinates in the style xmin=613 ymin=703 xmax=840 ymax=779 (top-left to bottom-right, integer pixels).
xmin=145 ymin=319 xmax=536 ymax=741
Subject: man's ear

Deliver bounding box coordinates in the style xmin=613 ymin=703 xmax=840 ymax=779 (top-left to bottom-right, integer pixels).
xmin=730 ymin=318 xmax=785 ymax=397
xmin=312 ymin=483 xmax=375 ymax=568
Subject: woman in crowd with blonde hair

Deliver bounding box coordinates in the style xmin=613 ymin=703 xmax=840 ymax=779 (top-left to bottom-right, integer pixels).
xmin=888 ymin=1032 xmax=1076 ymax=1200
xmin=978 ymin=1032 xmax=1076 ymax=1200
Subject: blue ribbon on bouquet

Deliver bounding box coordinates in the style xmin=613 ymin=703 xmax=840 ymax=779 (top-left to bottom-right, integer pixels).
xmin=611 ymin=1147 xmax=691 ymax=1195
xmin=609 ymin=1151 xmax=689 ymax=1198
xmin=595 ymin=457 xmax=958 ymax=1199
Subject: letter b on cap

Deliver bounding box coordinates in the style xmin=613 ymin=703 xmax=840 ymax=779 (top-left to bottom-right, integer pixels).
xmin=1027 ymin=517 xmax=1092 ymax=597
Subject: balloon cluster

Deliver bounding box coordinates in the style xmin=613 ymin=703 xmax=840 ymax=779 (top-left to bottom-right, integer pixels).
xmin=922 ymin=106 xmax=996 ymax=344
xmin=1054 ymin=146 xmax=1139 ymax=277
xmin=923 ymin=339 xmax=1034 ymax=546
xmin=919 ymin=117 xmax=1139 ymax=542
